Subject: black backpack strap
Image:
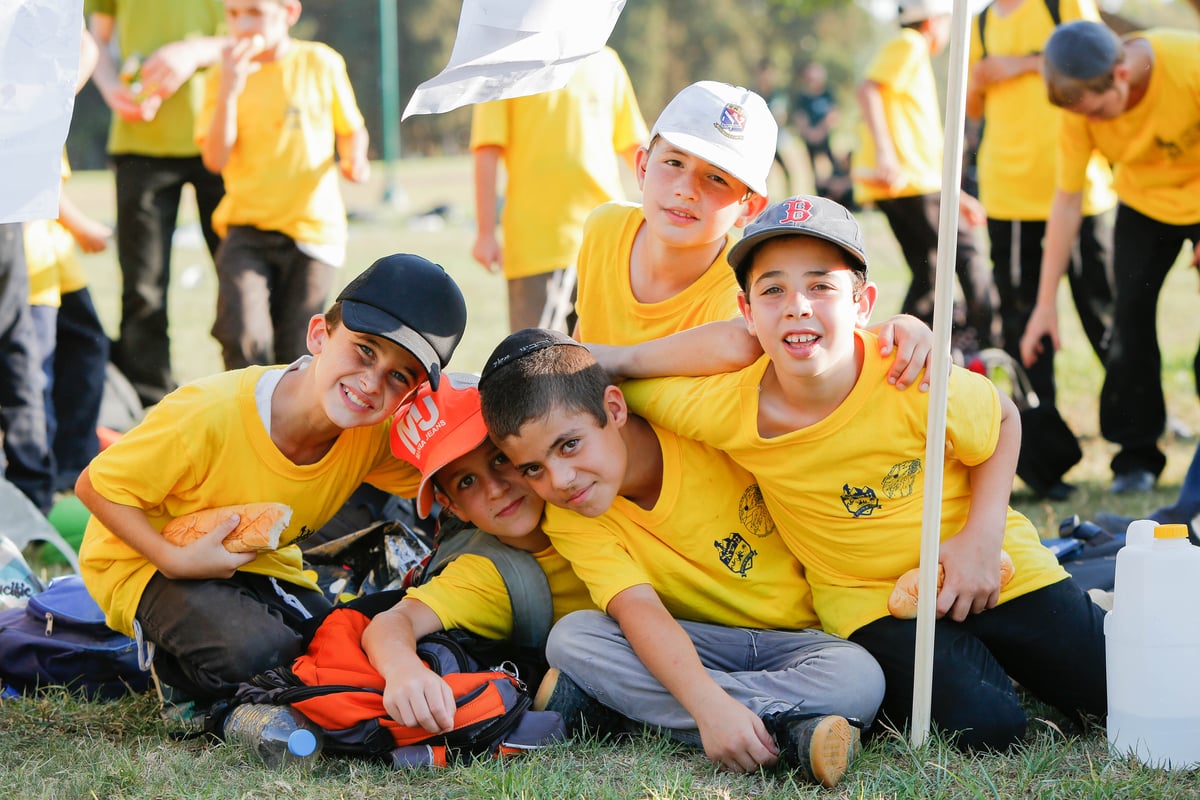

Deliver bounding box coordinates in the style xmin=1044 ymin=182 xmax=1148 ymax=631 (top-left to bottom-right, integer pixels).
xmin=1045 ymin=0 xmax=1061 ymax=26
xmin=419 ymin=523 xmax=553 ymax=651
xmin=978 ymin=4 xmax=989 ymax=58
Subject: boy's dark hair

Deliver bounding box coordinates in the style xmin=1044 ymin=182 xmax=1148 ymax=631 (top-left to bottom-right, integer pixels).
xmin=1043 ymin=21 xmax=1123 ymax=108
xmin=478 ymin=329 xmax=610 ymax=441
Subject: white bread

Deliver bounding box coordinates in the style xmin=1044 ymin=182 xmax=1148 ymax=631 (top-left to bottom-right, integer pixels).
xmin=887 ymin=550 xmax=1016 ymax=619
xmin=161 ymin=502 xmax=292 ymax=553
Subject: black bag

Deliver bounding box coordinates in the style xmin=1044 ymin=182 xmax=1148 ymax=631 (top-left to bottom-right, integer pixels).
xmin=0 ymin=575 xmax=151 ymax=700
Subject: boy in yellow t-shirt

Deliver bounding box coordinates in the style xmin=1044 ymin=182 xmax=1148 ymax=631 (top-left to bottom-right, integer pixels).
xmin=1021 ymin=21 xmax=1200 ymax=495
xmin=621 ymin=195 xmax=1107 ymax=751
xmin=362 ymin=373 xmax=602 ymax=736
xmin=197 ymin=0 xmax=370 ymax=370
xmin=76 ymin=254 xmax=467 ymax=707
xmin=478 ymin=328 xmax=884 ymax=788
xmin=852 ymin=0 xmax=996 ymax=351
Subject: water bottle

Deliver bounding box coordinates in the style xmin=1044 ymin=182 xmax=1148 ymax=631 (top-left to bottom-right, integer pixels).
xmin=1105 ymin=521 xmax=1200 ymax=770
xmin=222 ymin=703 xmax=324 ymax=768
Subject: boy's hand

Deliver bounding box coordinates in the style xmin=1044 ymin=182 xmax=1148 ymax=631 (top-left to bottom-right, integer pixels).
xmin=141 ymin=39 xmax=205 ymax=103
xmin=164 ymin=513 xmax=256 ymax=579
xmin=339 ymin=154 xmax=370 ymax=183
xmin=693 ymin=693 xmax=779 ymax=773
xmin=71 ymin=217 xmax=113 ymax=254
xmin=936 ymin=529 xmax=1003 ymax=622
xmin=472 ymin=232 xmax=503 ymax=274
xmin=1019 ymin=301 xmax=1059 ymax=367
xmin=101 ymin=81 xmax=161 ymax=123
xmin=874 ymin=314 xmax=932 ymax=391
xmin=218 ymin=36 xmax=263 ymax=99
xmin=382 ymin=665 xmax=457 ymax=734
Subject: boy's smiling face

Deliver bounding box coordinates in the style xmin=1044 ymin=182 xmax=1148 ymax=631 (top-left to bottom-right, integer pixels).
xmin=498 ymin=389 xmax=629 ymax=519
xmin=737 ymin=236 xmax=876 ymax=380
xmin=636 ymin=140 xmax=766 ymax=251
xmin=435 ymin=440 xmax=544 ymax=540
xmin=307 ymin=314 xmax=425 ymax=430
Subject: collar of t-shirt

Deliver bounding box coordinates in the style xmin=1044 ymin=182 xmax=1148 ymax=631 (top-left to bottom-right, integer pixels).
xmin=255 ymin=356 xmax=311 ymax=436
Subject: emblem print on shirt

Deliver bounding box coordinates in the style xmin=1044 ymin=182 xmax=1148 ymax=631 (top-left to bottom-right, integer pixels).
xmin=714 ymin=532 xmax=757 ymax=578
xmin=841 ymin=484 xmax=881 ymax=517
xmin=881 ymin=459 xmax=922 ymax=499
xmin=738 ymin=484 xmax=776 ymax=538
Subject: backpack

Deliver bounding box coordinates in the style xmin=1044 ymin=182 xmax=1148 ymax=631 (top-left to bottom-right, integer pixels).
xmin=230 ymin=606 xmax=565 ymax=766
xmin=0 ymin=574 xmax=151 ymax=700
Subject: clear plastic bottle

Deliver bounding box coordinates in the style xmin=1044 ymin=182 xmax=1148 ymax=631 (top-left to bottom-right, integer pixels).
xmin=222 ymin=703 xmax=324 ymax=768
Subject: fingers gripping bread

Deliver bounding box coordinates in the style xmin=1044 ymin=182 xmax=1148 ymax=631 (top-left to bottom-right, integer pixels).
xmin=161 ymin=502 xmax=293 ymax=553
xmin=887 ymin=549 xmax=1016 ymax=619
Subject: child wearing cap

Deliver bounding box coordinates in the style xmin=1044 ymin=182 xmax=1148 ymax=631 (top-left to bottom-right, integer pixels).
xmin=479 ymin=327 xmax=885 ymax=786
xmin=1021 ymin=20 xmax=1200 ymax=496
xmin=75 ymin=253 xmax=467 ymax=709
xmin=362 ymin=372 xmax=600 ymax=736
xmin=621 ymin=195 xmax=1107 ymax=751
xmin=851 ymin=0 xmax=997 ymax=351
xmin=575 ymin=79 xmax=934 ymax=392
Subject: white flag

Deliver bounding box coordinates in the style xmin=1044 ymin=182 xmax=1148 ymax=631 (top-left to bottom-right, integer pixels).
xmin=402 ymin=0 xmax=626 ymax=120
xmin=0 ymin=0 xmax=83 ymax=223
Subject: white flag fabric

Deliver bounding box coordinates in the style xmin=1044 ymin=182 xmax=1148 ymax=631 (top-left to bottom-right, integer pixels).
xmin=0 ymin=0 xmax=83 ymax=223
xmin=402 ymin=0 xmax=625 ymax=120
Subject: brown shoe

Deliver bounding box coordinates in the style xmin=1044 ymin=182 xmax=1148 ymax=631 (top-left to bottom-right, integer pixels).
xmin=764 ymin=712 xmax=861 ymax=788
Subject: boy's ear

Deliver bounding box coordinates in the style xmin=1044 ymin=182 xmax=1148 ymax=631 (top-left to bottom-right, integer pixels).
xmin=737 ymin=290 xmax=757 ymax=337
xmin=734 ymin=192 xmax=769 ymax=229
xmin=285 ymin=1 xmax=303 ymax=25
xmin=434 ymin=488 xmax=465 ymax=521
xmin=306 ymin=314 xmax=328 ymax=355
xmin=634 ymin=145 xmax=651 ymax=191
xmin=603 ymin=384 xmax=629 ymax=428
xmin=855 ymin=281 xmax=879 ymax=326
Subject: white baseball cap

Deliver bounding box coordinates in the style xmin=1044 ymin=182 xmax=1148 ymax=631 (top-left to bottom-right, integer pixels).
xmin=649 ymin=81 xmax=777 ymax=197
xmin=897 ymin=0 xmax=953 ymax=25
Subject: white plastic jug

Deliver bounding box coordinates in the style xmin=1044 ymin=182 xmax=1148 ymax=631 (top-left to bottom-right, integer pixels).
xmin=1105 ymin=521 xmax=1200 ymax=770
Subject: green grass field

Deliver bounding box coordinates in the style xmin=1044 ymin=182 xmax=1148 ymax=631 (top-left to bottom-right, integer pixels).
xmin=5 ymin=156 xmax=1200 ymax=799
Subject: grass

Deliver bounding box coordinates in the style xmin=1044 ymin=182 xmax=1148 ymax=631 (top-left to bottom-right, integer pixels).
xmin=6 ymin=155 xmax=1200 ymax=798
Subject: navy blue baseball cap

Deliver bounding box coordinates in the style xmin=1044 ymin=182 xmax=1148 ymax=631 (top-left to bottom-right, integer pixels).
xmin=728 ymin=195 xmax=868 ymax=288
xmin=336 ymin=253 xmax=467 ymax=390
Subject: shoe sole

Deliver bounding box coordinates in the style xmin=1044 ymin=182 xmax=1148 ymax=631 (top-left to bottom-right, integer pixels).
xmin=807 ymin=716 xmax=861 ymax=788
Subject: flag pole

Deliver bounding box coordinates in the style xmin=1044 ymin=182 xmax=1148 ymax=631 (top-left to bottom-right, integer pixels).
xmin=910 ymin=0 xmax=972 ymax=748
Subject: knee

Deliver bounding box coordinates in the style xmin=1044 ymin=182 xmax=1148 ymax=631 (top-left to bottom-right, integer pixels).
xmin=832 ymin=645 xmax=887 ymax=726
xmin=545 ymin=610 xmax=610 ymax=672
xmin=938 ymin=696 xmax=1027 ymax=752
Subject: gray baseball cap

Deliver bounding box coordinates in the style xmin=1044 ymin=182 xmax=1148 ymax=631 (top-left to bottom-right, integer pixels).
xmin=728 ymin=195 xmax=867 ymax=287
xmin=1044 ymin=21 xmax=1122 ymax=80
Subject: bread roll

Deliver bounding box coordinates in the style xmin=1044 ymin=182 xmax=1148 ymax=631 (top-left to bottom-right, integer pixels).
xmin=887 ymin=550 xmax=1016 ymax=619
xmin=161 ymin=502 xmax=292 ymax=553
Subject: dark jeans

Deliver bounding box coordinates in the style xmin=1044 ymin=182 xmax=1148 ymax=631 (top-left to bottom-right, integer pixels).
xmin=849 ymin=577 xmax=1106 ymax=751
xmin=211 ymin=226 xmax=334 ymax=369
xmin=0 ymin=223 xmax=53 ymax=512
xmin=137 ymin=571 xmax=330 ymax=701
xmin=878 ymin=193 xmax=998 ymax=349
xmin=53 ymin=288 xmax=109 ymax=491
xmin=1102 ymin=204 xmax=1200 ymax=479
xmin=111 ymin=154 xmax=223 ymax=407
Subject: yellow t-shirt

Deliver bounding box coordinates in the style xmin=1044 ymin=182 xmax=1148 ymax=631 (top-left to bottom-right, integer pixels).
xmin=197 ymin=41 xmax=364 ymax=252
xmin=23 ymin=220 xmax=73 ymax=308
xmin=405 ymin=546 xmax=596 ymax=640
xmin=968 ymin=0 xmax=1116 ymax=219
xmin=622 ymin=332 xmax=1067 ymax=638
xmin=79 ymin=365 xmax=420 ymax=636
xmin=544 ymin=424 xmax=818 ymax=631
xmin=469 ymin=47 xmax=648 ymax=280
xmin=86 ymin=0 xmax=224 ymax=157
xmin=1056 ymin=29 xmax=1200 ymax=226
xmin=852 ymin=28 xmax=943 ymax=203
xmin=573 ymin=202 xmax=741 ymax=345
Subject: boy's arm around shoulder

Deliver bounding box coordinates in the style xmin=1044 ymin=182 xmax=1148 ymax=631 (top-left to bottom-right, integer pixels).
xmin=74 ymin=466 xmax=255 ymax=580
xmin=589 ymin=320 xmax=762 ymax=379
xmin=362 ymin=597 xmax=457 ymax=734
xmin=936 ymin=390 xmax=1020 ymax=622
xmin=606 ymin=585 xmax=779 ymax=773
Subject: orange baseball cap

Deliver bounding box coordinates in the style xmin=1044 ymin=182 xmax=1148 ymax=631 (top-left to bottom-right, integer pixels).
xmin=390 ymin=372 xmax=489 ymax=517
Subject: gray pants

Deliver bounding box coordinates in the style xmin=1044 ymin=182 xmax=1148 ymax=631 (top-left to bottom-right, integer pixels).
xmin=546 ymin=610 xmax=885 ymax=744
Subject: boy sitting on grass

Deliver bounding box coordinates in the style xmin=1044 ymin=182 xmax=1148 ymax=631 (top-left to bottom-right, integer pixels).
xmin=621 ymin=195 xmax=1107 ymax=750
xmin=362 ymin=373 xmax=599 ymax=735
xmin=478 ymin=328 xmax=885 ymax=787
xmin=75 ymin=253 xmax=467 ymax=710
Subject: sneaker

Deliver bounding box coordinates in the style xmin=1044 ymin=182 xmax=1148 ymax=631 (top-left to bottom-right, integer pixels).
xmin=1110 ymin=470 xmax=1155 ymax=495
xmin=762 ymin=711 xmax=860 ymax=788
xmin=1093 ymin=511 xmax=1136 ymax=535
xmin=532 ymin=668 xmax=630 ymax=739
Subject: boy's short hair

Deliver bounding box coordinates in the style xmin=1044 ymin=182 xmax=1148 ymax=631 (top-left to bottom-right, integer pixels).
xmin=649 ymin=81 xmax=777 ymax=197
xmin=896 ymin=0 xmax=952 ymax=25
xmin=1043 ymin=21 xmax=1123 ymax=108
xmin=390 ymin=373 xmax=487 ymax=518
xmin=728 ymin=195 xmax=869 ymax=291
xmin=478 ymin=328 xmax=609 ymax=441
xmin=332 ymin=253 xmax=467 ymax=390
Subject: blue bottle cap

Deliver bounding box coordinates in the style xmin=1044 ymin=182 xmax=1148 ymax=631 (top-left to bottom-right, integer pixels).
xmin=287 ymin=728 xmax=319 ymax=758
